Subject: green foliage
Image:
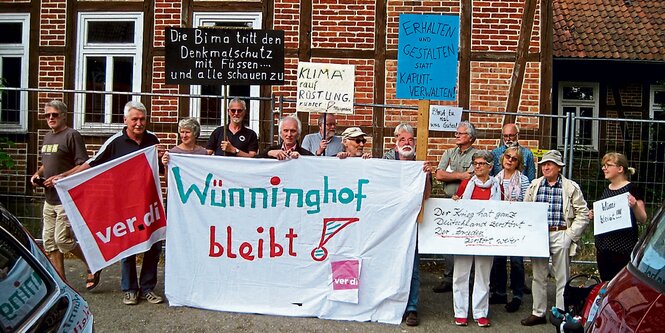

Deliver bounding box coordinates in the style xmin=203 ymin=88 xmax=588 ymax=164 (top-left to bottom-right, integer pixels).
xmin=0 ymin=137 xmax=16 ymax=169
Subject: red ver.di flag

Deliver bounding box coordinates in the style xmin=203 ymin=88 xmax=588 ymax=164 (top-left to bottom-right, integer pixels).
xmin=55 ymin=146 xmax=165 ymax=273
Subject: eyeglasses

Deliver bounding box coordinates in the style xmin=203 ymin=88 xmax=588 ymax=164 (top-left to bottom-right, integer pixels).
xmin=602 ymin=163 xmax=617 ymax=169
xmin=454 ymin=132 xmax=469 ymax=137
xmin=472 ymin=161 xmax=490 ymax=167
xmin=503 ymin=133 xmax=517 ymax=139
xmin=504 ymin=154 xmax=518 ymax=162
xmin=353 ymin=138 xmax=367 ymax=144
xmin=228 ymin=109 xmax=244 ymax=114
xmin=43 ymin=113 xmax=60 ymax=119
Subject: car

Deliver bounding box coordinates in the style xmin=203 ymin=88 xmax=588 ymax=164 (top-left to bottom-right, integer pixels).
xmin=586 ymin=202 xmax=665 ymax=332
xmin=0 ymin=203 xmax=94 ymax=333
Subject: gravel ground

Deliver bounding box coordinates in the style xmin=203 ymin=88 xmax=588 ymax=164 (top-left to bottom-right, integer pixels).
xmin=63 ymin=258 xmax=555 ymax=332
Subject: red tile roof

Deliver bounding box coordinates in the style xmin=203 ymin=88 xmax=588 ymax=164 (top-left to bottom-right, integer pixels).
xmin=553 ymin=0 xmax=665 ymax=61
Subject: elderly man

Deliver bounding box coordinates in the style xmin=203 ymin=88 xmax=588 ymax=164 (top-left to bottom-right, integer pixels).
xmin=521 ymin=150 xmax=589 ymax=326
xmin=206 ymin=98 xmax=259 ymax=157
xmin=336 ymin=127 xmax=372 ymax=159
xmin=382 ymin=123 xmax=432 ymax=326
xmin=73 ymin=101 xmax=164 ymax=306
xmin=302 ymin=113 xmax=343 ymax=156
xmin=258 ymin=115 xmax=313 ymax=159
xmin=432 ymin=120 xmax=478 ymax=293
xmin=491 ymin=123 xmax=535 ymax=181
xmin=30 ymin=100 xmax=98 ymax=289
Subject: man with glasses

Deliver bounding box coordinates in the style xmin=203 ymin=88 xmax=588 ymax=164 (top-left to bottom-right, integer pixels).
xmin=30 ymin=100 xmax=97 ymax=289
xmin=491 ymin=123 xmax=535 ymax=181
xmin=432 ymin=121 xmax=478 ymax=293
xmin=206 ymin=98 xmax=259 ymax=157
xmin=336 ymin=127 xmax=372 ymax=159
xmin=302 ymin=113 xmax=343 ymax=156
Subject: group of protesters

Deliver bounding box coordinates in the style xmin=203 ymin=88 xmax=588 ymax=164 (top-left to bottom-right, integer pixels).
xmin=32 ymin=98 xmax=647 ymax=328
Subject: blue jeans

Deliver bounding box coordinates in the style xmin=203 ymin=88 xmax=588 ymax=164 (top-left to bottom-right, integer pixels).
xmin=121 ymin=241 xmax=162 ymax=293
xmin=406 ymin=249 xmax=420 ymax=313
xmin=489 ymin=256 xmax=524 ymax=299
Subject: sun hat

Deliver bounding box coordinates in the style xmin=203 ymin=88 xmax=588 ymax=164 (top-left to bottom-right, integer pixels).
xmin=538 ymin=150 xmax=565 ymax=166
xmin=341 ymin=127 xmax=367 ymax=139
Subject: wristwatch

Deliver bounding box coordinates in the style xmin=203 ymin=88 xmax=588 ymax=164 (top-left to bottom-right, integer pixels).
xmin=234 ymin=148 xmax=240 ymax=154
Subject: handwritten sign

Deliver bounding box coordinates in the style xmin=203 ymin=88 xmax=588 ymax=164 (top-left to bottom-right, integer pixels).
xmin=165 ymin=155 xmax=426 ymax=324
xmin=419 ymin=198 xmax=550 ymax=257
xmin=165 ymin=28 xmax=284 ymax=85
xmin=296 ymin=62 xmax=355 ymax=114
xmin=593 ymin=193 xmax=632 ymax=235
xmin=429 ymin=105 xmax=462 ymax=131
xmin=396 ymin=14 xmax=459 ymax=101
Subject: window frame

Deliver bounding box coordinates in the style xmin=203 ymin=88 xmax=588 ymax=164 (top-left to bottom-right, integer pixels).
xmin=190 ymin=12 xmax=262 ymax=137
xmin=557 ymin=81 xmax=600 ymax=150
xmin=74 ymin=12 xmax=143 ymax=133
xmin=0 ymin=13 xmax=30 ymax=133
xmin=649 ymin=84 xmax=665 ymax=119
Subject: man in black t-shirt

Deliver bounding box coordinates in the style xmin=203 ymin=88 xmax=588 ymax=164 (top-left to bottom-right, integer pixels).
xmin=206 ymin=98 xmax=259 ymax=157
xmin=75 ymin=100 xmax=164 ymax=306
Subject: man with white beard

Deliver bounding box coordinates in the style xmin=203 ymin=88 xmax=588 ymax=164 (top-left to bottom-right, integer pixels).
xmin=382 ymin=123 xmax=432 ymax=326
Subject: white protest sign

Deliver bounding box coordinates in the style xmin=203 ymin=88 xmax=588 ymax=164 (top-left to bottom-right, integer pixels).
xmin=55 ymin=146 xmax=166 ymax=273
xmin=296 ymin=62 xmax=355 ymax=114
xmin=165 ymin=155 xmax=426 ymax=324
xmin=429 ymin=106 xmax=462 ymax=131
xmin=419 ymin=198 xmax=550 ymax=257
xmin=593 ymin=193 xmax=632 ymax=235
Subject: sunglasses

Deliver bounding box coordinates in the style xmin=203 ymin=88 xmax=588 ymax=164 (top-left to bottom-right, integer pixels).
xmin=228 ymin=109 xmax=244 ymax=114
xmin=504 ymin=154 xmax=518 ymax=162
xmin=43 ymin=113 xmax=60 ymax=119
xmin=352 ymin=138 xmax=367 ymax=144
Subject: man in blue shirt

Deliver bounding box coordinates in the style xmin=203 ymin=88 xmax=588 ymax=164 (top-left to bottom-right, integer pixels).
xmin=491 ymin=123 xmax=535 ymax=181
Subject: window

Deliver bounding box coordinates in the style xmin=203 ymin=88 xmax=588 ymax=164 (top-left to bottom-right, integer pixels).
xmin=190 ymin=12 xmax=262 ymax=136
xmin=650 ymin=84 xmax=665 ymax=120
xmin=0 ymin=14 xmax=29 ymax=133
xmin=74 ymin=13 xmax=143 ymax=132
xmin=634 ymin=208 xmax=665 ymax=287
xmin=558 ymin=82 xmax=599 ymax=150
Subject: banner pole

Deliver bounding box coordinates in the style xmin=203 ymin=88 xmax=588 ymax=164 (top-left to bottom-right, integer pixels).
xmin=416 ymin=100 xmax=431 ymax=222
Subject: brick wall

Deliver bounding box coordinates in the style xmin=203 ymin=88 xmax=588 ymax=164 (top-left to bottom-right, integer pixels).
xmin=311 ymin=0 xmax=375 ymax=49
xmin=40 ymin=0 xmax=66 ymax=47
xmin=154 ymin=0 xmax=182 ymax=48
xmin=0 ymin=143 xmax=28 ymax=194
xmin=274 ymin=0 xmax=300 ymax=50
xmin=471 ymin=0 xmax=540 ymax=52
xmin=38 ymin=55 xmax=66 ymax=106
xmin=150 ymin=56 xmax=179 ymax=124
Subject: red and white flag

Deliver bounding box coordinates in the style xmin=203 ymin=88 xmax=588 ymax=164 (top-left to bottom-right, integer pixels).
xmin=55 ymin=146 xmax=165 ymax=273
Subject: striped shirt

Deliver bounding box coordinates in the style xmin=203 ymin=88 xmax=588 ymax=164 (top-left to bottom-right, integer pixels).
xmin=535 ymin=177 xmax=565 ymax=227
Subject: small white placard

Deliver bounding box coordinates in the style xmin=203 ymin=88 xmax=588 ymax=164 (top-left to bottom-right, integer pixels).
xmin=593 ymin=193 xmax=632 ymax=235
xmin=429 ymin=106 xmax=462 ymax=131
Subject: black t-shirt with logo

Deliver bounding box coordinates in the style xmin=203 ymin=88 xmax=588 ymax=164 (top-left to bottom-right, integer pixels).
xmin=206 ymin=125 xmax=259 ymax=156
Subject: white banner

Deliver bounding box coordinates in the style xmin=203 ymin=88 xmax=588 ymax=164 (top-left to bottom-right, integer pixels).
xmin=593 ymin=193 xmax=632 ymax=235
xmin=419 ymin=198 xmax=550 ymax=257
xmin=164 ymin=155 xmax=426 ymax=324
xmin=296 ymin=62 xmax=355 ymax=114
xmin=55 ymin=146 xmax=166 ymax=273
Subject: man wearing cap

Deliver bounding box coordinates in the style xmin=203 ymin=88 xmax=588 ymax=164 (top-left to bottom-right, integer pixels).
xmin=521 ymin=150 xmax=589 ymax=326
xmin=258 ymin=115 xmax=313 ymax=159
xmin=302 ymin=113 xmax=343 ymax=156
xmin=432 ymin=120 xmax=478 ymax=293
xmin=336 ymin=127 xmax=372 ymax=159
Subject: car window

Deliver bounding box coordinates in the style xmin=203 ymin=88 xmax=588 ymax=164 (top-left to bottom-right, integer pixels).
xmin=634 ymin=209 xmax=665 ymax=287
xmin=0 ymin=231 xmax=52 ymax=333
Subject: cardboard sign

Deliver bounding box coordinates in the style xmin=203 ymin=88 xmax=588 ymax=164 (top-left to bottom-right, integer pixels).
xmin=296 ymin=62 xmax=355 ymax=114
xmin=593 ymin=193 xmax=632 ymax=235
xmin=165 ymin=28 xmax=284 ymax=85
xmin=397 ymin=14 xmax=460 ymax=100
xmin=429 ymin=105 xmax=462 ymax=131
xmin=419 ymin=198 xmax=550 ymax=257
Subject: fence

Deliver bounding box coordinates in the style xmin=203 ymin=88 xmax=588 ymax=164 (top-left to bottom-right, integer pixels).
xmin=2 ymin=87 xmax=665 ymax=253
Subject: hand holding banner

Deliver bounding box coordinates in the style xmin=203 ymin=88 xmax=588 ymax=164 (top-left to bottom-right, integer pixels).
xmin=55 ymin=146 xmax=166 ymax=273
